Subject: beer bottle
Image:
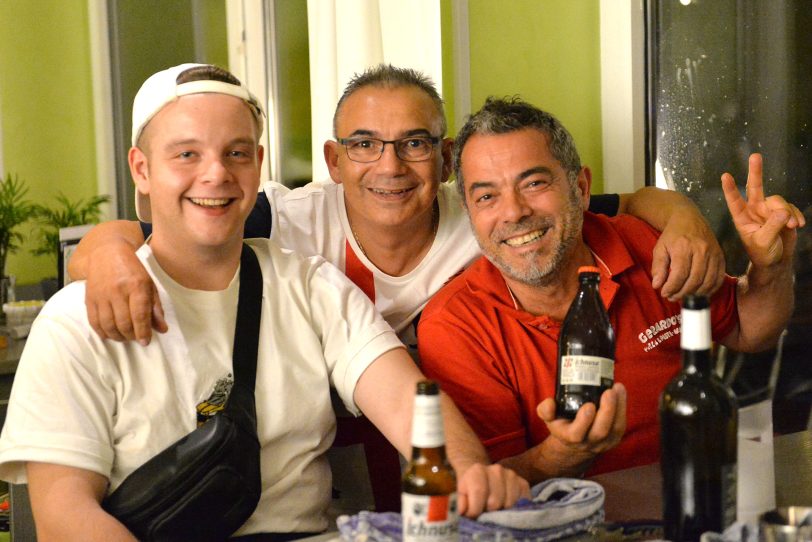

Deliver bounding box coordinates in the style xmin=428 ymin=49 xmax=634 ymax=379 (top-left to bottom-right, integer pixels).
xmin=402 ymin=380 xmax=458 ymax=542
xmin=660 ymin=295 xmax=737 ymax=542
xmin=555 ymin=266 xmax=615 ymax=420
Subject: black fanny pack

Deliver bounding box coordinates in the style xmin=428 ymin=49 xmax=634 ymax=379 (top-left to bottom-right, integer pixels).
xmin=103 ymin=245 xmax=264 ymax=542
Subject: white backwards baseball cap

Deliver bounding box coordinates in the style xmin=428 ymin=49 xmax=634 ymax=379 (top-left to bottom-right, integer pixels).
xmin=131 ymin=63 xmax=265 ymax=222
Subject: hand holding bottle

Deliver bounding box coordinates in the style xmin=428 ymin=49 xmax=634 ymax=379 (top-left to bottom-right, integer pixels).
xmin=534 ymin=383 xmax=627 ymax=477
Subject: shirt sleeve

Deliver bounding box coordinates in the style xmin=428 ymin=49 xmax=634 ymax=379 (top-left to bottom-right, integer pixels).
xmin=418 ymin=311 xmax=528 ymax=461
xmin=0 ymin=306 xmax=116 ymax=484
xmin=306 ymin=258 xmax=404 ymax=415
xmin=588 ymin=193 xmax=620 ymax=216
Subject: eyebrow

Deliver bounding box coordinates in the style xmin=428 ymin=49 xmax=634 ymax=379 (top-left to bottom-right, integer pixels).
xmin=344 ymin=128 xmax=435 ymax=139
xmin=467 ymin=166 xmax=555 ymax=196
xmin=163 ymin=136 xmax=256 ymax=150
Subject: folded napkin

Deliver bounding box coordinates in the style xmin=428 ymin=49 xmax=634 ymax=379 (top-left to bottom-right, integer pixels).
xmin=336 ymin=478 xmax=605 ymax=542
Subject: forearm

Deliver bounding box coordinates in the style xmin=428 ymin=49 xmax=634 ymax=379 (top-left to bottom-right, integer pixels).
xmin=729 ymin=258 xmax=795 ymax=352
xmin=440 ymin=392 xmax=492 ymax=473
xmin=620 ymin=187 xmax=706 ymax=231
xmin=498 ymin=438 xmax=593 ymax=485
xmin=28 ymin=462 xmax=137 ymax=542
xmin=67 ymin=220 xmax=145 ymax=281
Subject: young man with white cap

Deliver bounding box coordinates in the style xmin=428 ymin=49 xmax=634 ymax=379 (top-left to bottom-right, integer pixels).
xmin=0 ymin=64 xmax=528 ymax=541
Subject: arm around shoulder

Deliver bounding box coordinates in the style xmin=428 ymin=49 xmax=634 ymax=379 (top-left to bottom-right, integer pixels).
xmin=67 ymin=220 xmax=145 ymax=282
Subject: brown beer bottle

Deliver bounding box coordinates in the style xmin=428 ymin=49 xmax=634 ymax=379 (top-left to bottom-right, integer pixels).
xmin=660 ymin=295 xmax=738 ymax=541
xmin=402 ymin=380 xmax=458 ymax=542
xmin=555 ymin=266 xmax=616 ymax=419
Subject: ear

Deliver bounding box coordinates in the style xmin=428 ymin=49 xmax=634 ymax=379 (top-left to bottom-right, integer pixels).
xmin=440 ymin=137 xmax=454 ymax=183
xmin=129 ymin=146 xmax=151 ymax=197
xmin=324 ymin=140 xmax=342 ymax=184
xmin=578 ymin=166 xmax=592 ymax=210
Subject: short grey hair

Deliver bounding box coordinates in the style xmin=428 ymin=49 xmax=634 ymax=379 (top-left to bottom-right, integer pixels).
xmin=453 ymin=96 xmax=581 ymax=203
xmin=333 ymin=64 xmax=447 ymax=138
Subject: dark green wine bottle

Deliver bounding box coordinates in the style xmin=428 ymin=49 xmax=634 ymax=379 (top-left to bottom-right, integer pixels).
xmin=660 ymin=295 xmax=737 ymax=542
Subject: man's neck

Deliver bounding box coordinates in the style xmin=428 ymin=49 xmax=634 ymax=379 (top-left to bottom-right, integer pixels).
xmin=346 ymin=199 xmax=438 ymax=277
xmin=504 ymin=243 xmax=594 ymax=321
xmin=148 ymin=235 xmax=242 ymax=291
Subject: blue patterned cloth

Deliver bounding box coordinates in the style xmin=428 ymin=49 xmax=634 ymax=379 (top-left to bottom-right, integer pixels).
xmin=336 ymin=478 xmax=605 ymax=542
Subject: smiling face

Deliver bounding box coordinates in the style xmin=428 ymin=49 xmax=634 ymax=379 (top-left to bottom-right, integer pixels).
xmin=129 ymin=93 xmax=263 ymax=256
xmin=324 ymin=85 xmax=452 ymax=233
xmin=461 ymin=128 xmax=590 ymax=287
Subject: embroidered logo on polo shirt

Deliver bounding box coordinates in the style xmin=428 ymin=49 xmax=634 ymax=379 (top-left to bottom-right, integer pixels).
xmin=638 ymin=314 xmax=682 ymax=352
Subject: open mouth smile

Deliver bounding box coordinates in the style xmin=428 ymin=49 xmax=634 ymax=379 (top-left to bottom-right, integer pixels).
xmin=368 ymin=186 xmax=416 ymax=196
xmin=503 ymin=228 xmax=547 ymax=247
xmin=189 ymin=197 xmax=234 ymax=209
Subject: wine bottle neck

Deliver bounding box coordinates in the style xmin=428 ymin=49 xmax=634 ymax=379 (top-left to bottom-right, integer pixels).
xmin=681 ymin=305 xmax=713 ymax=374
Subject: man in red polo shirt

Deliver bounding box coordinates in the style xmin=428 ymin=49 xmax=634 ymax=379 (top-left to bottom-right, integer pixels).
xmin=418 ymin=96 xmax=803 ymax=483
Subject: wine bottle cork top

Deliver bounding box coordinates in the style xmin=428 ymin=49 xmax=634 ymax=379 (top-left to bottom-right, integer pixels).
xmin=578 ymin=266 xmax=600 ymax=274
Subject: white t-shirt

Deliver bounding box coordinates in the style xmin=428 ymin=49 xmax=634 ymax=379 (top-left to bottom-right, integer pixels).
xmin=0 ymin=240 xmax=403 ymax=534
xmin=264 ymin=181 xmax=480 ymax=350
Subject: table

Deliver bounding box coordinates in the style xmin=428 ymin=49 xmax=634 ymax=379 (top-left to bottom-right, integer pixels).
xmin=590 ymin=430 xmax=812 ymax=522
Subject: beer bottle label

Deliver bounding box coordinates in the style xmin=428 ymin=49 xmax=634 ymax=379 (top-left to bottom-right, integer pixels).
xmin=560 ymin=355 xmax=614 ymax=386
xmin=402 ymin=492 xmax=459 ymax=542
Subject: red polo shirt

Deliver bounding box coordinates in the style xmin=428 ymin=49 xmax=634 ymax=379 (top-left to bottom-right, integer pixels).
xmin=418 ymin=212 xmax=738 ymax=475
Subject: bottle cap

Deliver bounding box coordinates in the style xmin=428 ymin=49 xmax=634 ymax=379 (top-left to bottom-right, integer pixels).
xmin=578 ymin=266 xmax=600 ymax=275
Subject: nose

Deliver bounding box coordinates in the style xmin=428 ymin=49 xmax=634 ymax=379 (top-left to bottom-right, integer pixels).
xmin=500 ymin=188 xmax=532 ymax=223
xmin=201 ymin=155 xmax=231 ymax=184
xmin=375 ymin=141 xmax=408 ymax=175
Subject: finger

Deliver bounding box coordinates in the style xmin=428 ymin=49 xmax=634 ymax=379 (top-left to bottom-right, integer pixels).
xmin=669 ymin=252 xmax=708 ymax=301
xmin=152 ymin=295 xmax=168 ymax=334
xmin=86 ymin=299 xmax=109 ymax=341
xmin=130 ymin=287 xmax=156 ymax=346
xmin=97 ymin=301 xmax=126 ymax=342
xmin=537 ymin=398 xmax=557 ymax=423
xmin=650 ymin=241 xmax=671 ymax=290
xmin=721 ymin=173 xmax=749 ymax=228
xmin=458 ymin=464 xmax=487 ymax=517
xmin=611 ymin=383 xmax=628 ymax=438
xmin=661 ymin=250 xmax=692 ymax=301
xmin=787 ymin=203 xmax=806 ymax=229
xmin=695 ymin=248 xmax=727 ymax=297
xmin=484 ymin=466 xmax=507 ymax=512
xmin=457 ymin=492 xmax=469 ymax=518
xmin=111 ymin=299 xmax=137 ymax=342
xmin=753 ymin=208 xmax=791 ymax=249
xmin=588 ymin=389 xmax=618 ymax=443
xmin=745 ymin=153 xmax=765 ymax=203
xmin=505 ymin=469 xmax=531 ymax=505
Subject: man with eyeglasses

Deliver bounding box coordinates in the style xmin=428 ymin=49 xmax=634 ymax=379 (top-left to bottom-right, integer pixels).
xmin=70 ymin=64 xmax=725 ymax=354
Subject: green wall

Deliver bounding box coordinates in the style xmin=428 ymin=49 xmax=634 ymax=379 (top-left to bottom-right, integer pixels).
xmin=0 ymin=0 xmax=98 ymax=285
xmin=466 ymin=0 xmax=604 ymax=192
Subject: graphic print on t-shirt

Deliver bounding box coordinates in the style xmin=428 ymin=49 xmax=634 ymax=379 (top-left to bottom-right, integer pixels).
xmin=195 ymin=374 xmax=234 ymax=426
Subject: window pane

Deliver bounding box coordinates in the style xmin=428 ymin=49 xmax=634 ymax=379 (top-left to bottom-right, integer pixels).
xmin=647 ymin=0 xmax=812 ymax=431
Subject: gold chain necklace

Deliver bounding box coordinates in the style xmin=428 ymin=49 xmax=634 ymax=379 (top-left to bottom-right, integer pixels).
xmin=350 ymin=200 xmax=439 ymax=259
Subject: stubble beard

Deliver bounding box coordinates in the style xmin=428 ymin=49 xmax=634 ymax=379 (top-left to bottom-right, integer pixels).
xmin=476 ymin=187 xmax=584 ymax=287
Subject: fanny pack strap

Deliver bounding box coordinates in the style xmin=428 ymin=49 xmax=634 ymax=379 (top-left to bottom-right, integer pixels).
xmin=223 ymin=244 xmax=262 ymax=433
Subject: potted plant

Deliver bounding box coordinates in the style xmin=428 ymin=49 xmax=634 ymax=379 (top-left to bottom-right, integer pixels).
xmin=0 ymin=173 xmax=37 ymax=288
xmin=31 ymin=193 xmax=110 ymax=297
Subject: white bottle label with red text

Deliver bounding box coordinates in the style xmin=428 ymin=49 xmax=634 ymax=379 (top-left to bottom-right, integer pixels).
xmin=402 ymin=492 xmax=459 ymax=542
xmin=560 ymin=355 xmax=614 ymax=386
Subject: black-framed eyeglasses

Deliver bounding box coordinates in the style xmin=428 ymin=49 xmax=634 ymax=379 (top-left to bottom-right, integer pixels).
xmin=337 ymin=136 xmax=441 ymax=163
